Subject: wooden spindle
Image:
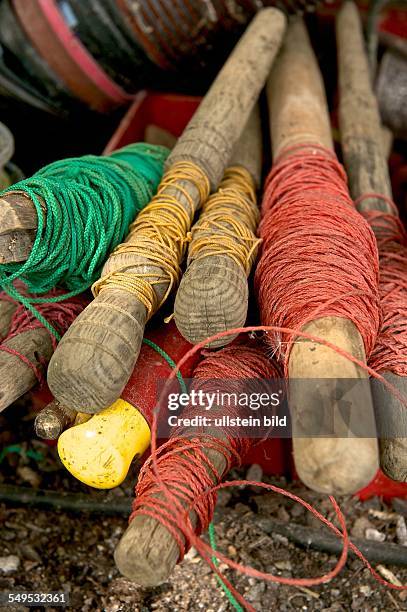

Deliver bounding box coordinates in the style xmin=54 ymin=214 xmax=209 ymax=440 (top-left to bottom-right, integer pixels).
xmin=267 ymin=17 xmax=378 ymax=494
xmin=337 ymin=0 xmax=407 ymax=482
xmin=47 ymin=9 xmax=287 ymax=412
xmin=173 ymin=106 xmax=262 ymax=347
xmin=0 ymin=328 xmax=53 ymax=413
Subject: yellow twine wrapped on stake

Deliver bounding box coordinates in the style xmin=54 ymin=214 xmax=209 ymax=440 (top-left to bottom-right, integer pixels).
xmin=187 ymin=166 xmax=261 ymax=275
xmin=173 ymin=164 xmax=262 ymax=348
xmin=92 ymin=161 xmax=211 ymax=318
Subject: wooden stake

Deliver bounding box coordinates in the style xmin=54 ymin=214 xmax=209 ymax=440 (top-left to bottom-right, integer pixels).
xmin=0 ymin=327 xmax=53 ymax=413
xmin=337 ymin=0 xmax=407 ymax=482
xmin=0 ymin=192 xmax=39 ymax=263
xmin=47 ymin=9 xmax=287 ymax=413
xmin=268 ymin=17 xmax=378 ymax=494
xmin=173 ymin=107 xmax=262 ymax=347
xmin=0 ymin=294 xmax=17 ymax=340
xmin=114 ymin=425 xmax=231 ymax=585
xmin=34 ymin=400 xmax=77 ymax=439
xmin=376 ymin=50 xmax=407 ymax=139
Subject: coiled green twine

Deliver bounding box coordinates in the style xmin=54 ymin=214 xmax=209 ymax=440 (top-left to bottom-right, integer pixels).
xmin=0 ymin=143 xmax=169 ymax=335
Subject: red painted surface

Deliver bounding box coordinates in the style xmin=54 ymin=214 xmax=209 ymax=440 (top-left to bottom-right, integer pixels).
xmin=358 ymin=469 xmax=407 ymax=502
xmin=379 ymin=9 xmax=407 ymax=39
xmin=122 ymin=320 xmax=200 ymax=424
xmin=38 ymin=0 xmax=130 ymax=102
xmin=104 ymin=91 xmax=201 ymax=153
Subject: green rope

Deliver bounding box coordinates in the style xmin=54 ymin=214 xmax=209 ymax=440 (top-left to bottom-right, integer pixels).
xmin=0 ymin=444 xmax=43 ymax=465
xmin=209 ymin=523 xmax=244 ymax=612
xmin=0 ymin=143 xmax=169 ymax=338
xmin=143 ymin=337 xmax=240 ymax=610
xmin=142 ymin=337 xmax=187 ymax=394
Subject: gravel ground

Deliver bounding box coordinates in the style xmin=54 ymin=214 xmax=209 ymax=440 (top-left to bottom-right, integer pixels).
xmin=1 ymin=399 xmax=407 ymax=611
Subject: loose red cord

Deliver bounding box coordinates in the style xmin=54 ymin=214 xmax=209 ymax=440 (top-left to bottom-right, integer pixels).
xmin=0 ymin=287 xmax=85 ymax=383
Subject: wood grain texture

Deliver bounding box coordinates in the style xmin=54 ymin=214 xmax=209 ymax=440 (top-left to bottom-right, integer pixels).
xmin=228 ymin=106 xmax=262 ymax=188
xmin=34 ymin=400 xmax=77 ymax=440
xmin=268 ymin=18 xmax=333 ymax=160
xmin=144 ymin=125 xmax=178 ymax=149
xmin=47 ymin=10 xmax=287 ymax=413
xmin=337 ymin=1 xmax=407 ymax=482
xmin=0 ymin=328 xmax=53 ymax=413
xmin=337 ymin=1 xmax=392 ymax=213
xmin=167 ymin=8 xmax=286 ymax=189
xmin=268 ymin=17 xmax=378 ymax=494
xmin=0 ymin=191 xmax=40 ymax=263
xmin=374 ymin=373 xmax=407 ymax=482
xmin=115 ymin=441 xmax=229 ymax=586
xmin=377 ymin=50 xmax=407 ymax=138
xmin=174 ymin=108 xmax=261 ymax=347
xmin=0 ymin=296 xmax=17 ymax=340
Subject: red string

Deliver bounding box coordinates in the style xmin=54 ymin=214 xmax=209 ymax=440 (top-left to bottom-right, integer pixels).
xmin=127 ymin=325 xmax=407 ymax=612
xmin=355 ymin=196 xmax=407 ymax=376
xmin=131 ymin=345 xmax=281 ymax=546
xmin=254 ymin=145 xmax=381 ymax=369
xmin=0 ymin=287 xmax=85 ymax=383
xmin=128 ymin=146 xmax=405 ymax=606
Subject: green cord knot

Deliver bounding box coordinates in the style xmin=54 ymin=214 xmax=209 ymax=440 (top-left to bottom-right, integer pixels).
xmin=0 ymin=143 xmax=169 ymax=337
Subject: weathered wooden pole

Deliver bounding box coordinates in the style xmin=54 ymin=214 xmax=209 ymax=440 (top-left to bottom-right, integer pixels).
xmin=0 ymin=325 xmax=53 ymax=413
xmin=337 ymin=1 xmax=407 ymax=482
xmin=34 ymin=400 xmax=77 ymax=439
xmin=174 ymin=106 xmax=262 ymax=347
xmin=267 ymin=17 xmax=378 ymax=494
xmin=0 ymin=192 xmax=39 ymax=263
xmin=46 ymin=9 xmax=287 ymax=412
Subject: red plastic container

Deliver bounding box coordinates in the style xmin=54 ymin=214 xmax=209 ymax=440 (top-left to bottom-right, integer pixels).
xmin=104 ymin=90 xmax=201 ymax=153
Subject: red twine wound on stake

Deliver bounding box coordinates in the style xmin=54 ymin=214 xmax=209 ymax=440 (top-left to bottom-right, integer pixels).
xmin=255 ymin=145 xmax=381 ymax=367
xmin=355 ymin=194 xmax=407 ymax=376
xmin=0 ymin=287 xmax=85 ymax=383
xmin=131 ymin=344 xmax=281 ymax=552
xmin=141 ymin=327 xmax=407 ymax=610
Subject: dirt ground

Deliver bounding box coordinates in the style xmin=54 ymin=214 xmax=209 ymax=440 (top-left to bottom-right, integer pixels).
xmin=1 ymin=399 xmax=407 ymax=612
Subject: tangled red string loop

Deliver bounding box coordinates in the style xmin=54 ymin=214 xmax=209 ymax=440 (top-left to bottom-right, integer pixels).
xmin=130 ymin=345 xmax=281 ymax=560
xmin=133 ymin=325 xmax=407 ymax=609
xmin=354 ymin=192 xmax=399 ymax=217
xmin=0 ymin=287 xmax=85 ymax=383
xmin=361 ymin=199 xmax=407 ymax=376
xmin=255 ymin=146 xmax=381 ymax=369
